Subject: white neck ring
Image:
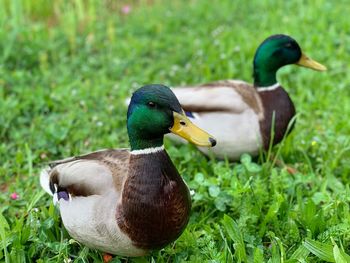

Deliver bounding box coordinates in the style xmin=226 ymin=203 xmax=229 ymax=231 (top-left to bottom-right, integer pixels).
xmin=131 ymin=145 xmax=164 ymax=155
xmin=257 ymin=83 xmax=280 ymax=92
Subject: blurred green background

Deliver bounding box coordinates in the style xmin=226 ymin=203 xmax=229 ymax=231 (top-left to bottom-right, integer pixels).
xmin=1 ymin=0 xmax=350 ymax=262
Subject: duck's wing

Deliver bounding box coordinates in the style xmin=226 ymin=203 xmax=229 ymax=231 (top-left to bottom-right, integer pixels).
xmin=40 ymin=149 xmax=130 ymax=199
xmin=172 ymin=80 xmax=263 ymax=118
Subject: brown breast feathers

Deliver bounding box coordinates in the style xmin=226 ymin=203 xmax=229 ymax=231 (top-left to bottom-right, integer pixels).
xmin=258 ymin=86 xmax=296 ymax=149
xmin=116 ymin=150 xmax=191 ymax=250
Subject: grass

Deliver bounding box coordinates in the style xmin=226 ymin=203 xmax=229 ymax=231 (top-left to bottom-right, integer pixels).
xmin=1 ymin=0 xmax=350 ymax=262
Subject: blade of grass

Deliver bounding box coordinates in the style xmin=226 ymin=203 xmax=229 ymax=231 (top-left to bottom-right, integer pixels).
xmin=0 ymin=212 xmax=9 ymax=263
xmin=287 ymin=243 xmax=310 ymax=262
xmin=222 ymin=214 xmax=247 ymax=262
xmin=303 ymin=239 xmax=334 ymax=262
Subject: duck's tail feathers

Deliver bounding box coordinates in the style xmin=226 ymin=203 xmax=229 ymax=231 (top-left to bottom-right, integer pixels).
xmin=40 ymin=167 xmax=53 ymax=196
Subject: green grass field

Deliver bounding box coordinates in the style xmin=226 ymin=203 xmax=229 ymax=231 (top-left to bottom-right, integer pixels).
xmin=1 ymin=0 xmax=350 ymax=262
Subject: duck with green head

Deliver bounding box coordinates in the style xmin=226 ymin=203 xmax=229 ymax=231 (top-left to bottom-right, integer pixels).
xmin=170 ymin=34 xmax=327 ymax=160
xmin=40 ymin=84 xmax=216 ymax=256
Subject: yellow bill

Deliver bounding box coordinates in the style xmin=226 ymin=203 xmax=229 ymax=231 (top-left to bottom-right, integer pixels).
xmin=170 ymin=112 xmax=216 ymax=147
xmin=296 ymin=52 xmax=327 ymax=71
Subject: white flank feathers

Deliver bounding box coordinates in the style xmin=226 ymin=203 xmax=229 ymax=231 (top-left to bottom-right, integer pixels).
xmin=40 ymin=168 xmax=53 ymax=195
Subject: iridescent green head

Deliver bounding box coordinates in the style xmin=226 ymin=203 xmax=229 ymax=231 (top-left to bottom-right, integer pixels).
xmin=253 ymin=34 xmax=326 ymax=87
xmin=127 ymin=84 xmax=216 ymax=150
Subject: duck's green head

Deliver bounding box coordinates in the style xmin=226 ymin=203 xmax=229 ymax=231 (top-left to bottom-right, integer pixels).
xmin=127 ymin=84 xmax=216 ymax=150
xmin=253 ymin=34 xmax=327 ymax=87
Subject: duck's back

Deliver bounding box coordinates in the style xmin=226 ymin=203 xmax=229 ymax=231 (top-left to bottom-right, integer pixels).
xmin=171 ymin=80 xmax=264 ymax=160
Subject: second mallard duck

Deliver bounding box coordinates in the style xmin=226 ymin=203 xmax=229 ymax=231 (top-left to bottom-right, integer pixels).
xmin=170 ymin=34 xmax=327 ymax=160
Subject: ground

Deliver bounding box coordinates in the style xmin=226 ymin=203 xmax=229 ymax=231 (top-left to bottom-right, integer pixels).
xmin=0 ymin=0 xmax=350 ymax=262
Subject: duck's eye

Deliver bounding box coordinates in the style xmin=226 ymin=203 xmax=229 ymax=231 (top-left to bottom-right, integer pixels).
xmin=285 ymin=43 xmax=293 ymax=48
xmin=148 ymin=101 xmax=155 ymax=108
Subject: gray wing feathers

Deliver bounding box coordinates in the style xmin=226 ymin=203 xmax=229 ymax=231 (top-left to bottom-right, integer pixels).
xmin=39 ymin=149 xmax=130 ymax=196
xmin=172 ymin=80 xmax=258 ymax=114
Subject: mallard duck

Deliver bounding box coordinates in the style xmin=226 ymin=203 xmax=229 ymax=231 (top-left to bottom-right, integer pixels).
xmin=40 ymin=84 xmax=216 ymax=257
xmin=170 ymin=34 xmax=326 ymax=160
